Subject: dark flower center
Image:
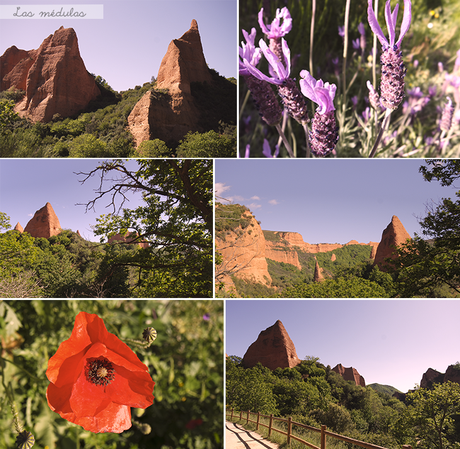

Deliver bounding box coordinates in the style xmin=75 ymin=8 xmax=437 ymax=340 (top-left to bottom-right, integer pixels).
xmin=86 ymin=357 xmax=115 ymax=386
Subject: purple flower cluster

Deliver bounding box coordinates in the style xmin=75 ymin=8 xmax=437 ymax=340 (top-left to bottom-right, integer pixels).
xmin=240 ymin=7 xmax=339 ymax=157
xmin=367 ymin=0 xmax=412 ymax=110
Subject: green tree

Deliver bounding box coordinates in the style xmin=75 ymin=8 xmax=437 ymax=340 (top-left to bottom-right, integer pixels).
xmin=404 ymin=382 xmax=460 ymax=449
xmin=77 ymin=159 xmax=213 ymax=297
xmin=176 ymin=130 xmax=235 ymax=157
xmin=226 ymin=361 xmax=278 ymax=414
xmin=135 ymin=139 xmax=172 ymax=157
xmin=282 ymin=277 xmax=388 ymax=298
xmin=392 ymin=160 xmax=460 ymax=296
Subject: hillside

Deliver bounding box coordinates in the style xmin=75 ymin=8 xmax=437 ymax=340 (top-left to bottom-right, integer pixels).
xmin=368 ymin=384 xmax=401 ymax=396
xmin=0 ymin=23 xmax=236 ymax=158
xmin=215 ymin=203 xmax=402 ymax=298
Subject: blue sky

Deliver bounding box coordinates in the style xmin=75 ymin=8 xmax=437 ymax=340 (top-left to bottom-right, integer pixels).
xmin=0 ymin=159 xmax=144 ymax=241
xmin=0 ymin=0 xmax=237 ymax=92
xmin=226 ymin=299 xmax=460 ymax=393
xmin=215 ymin=159 xmax=458 ymax=244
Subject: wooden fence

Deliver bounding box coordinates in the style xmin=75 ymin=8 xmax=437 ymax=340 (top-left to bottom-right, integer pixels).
xmin=226 ymin=408 xmax=412 ymax=449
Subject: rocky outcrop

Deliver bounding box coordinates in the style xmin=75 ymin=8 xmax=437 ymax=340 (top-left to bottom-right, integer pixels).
xmin=332 ymin=364 xmax=366 ymax=387
xmin=265 ymin=242 xmax=302 ymax=269
xmin=14 ymin=222 xmax=24 ymax=233
xmin=215 ymin=210 xmax=272 ymax=287
xmin=313 ymin=258 xmax=325 ymax=282
xmin=373 ymin=215 xmax=411 ymax=270
xmin=242 ymin=320 xmax=301 ymax=370
xmin=271 ymin=232 xmax=377 ymax=254
xmin=107 ymin=231 xmax=149 ymax=249
xmin=24 ymin=202 xmax=61 ymax=238
xmin=128 ymin=20 xmax=211 ymax=148
xmin=156 ymin=19 xmax=212 ymax=95
xmin=420 ymin=365 xmax=460 ymax=389
xmin=1 ymin=26 xmax=100 ymax=122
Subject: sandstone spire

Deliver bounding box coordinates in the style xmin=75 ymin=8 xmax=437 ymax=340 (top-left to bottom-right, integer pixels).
xmin=24 ymin=202 xmax=62 ymax=238
xmin=313 ymin=258 xmax=325 ymax=282
xmin=156 ymin=19 xmax=212 ymax=94
xmin=373 ymin=215 xmax=411 ymax=270
xmin=1 ymin=26 xmax=100 ymax=122
xmin=14 ymin=222 xmax=24 ymax=233
xmin=332 ymin=363 xmax=366 ymax=387
xmin=242 ymin=320 xmax=301 ymax=370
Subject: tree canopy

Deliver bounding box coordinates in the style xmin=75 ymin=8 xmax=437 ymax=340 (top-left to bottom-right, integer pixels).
xmin=77 ymin=159 xmax=213 ymax=297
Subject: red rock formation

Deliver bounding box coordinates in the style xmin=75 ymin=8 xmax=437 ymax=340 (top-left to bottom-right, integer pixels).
xmin=313 ymin=258 xmax=325 ymax=282
xmin=157 ymin=19 xmax=212 ymax=95
xmin=128 ymin=20 xmax=211 ymax=147
xmin=332 ymin=364 xmax=366 ymax=387
xmin=215 ymin=210 xmax=272 ymax=288
xmin=108 ymin=231 xmax=149 ymax=249
xmin=1 ymin=26 xmax=100 ymax=122
xmin=420 ymin=366 xmax=460 ymax=389
xmin=373 ymin=215 xmax=411 ymax=270
xmin=265 ymin=242 xmax=302 ymax=269
xmin=14 ymin=222 xmax=24 ymax=233
xmin=24 ymin=202 xmax=61 ymax=238
xmin=331 ymin=253 xmax=337 ymax=261
xmin=242 ymin=320 xmax=301 ymax=370
xmin=444 ymin=365 xmax=460 ymax=385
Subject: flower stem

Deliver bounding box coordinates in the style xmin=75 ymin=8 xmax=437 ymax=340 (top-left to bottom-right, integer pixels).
xmin=275 ymin=123 xmax=294 ymax=157
xmin=302 ymin=122 xmax=311 ymax=158
xmin=310 ymin=0 xmax=316 ymax=76
xmin=369 ymin=109 xmax=392 ymax=157
xmin=342 ymin=0 xmax=351 ymax=106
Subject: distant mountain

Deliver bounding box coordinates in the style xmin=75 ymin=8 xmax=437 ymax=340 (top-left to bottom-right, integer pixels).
xmin=368 ymin=383 xmax=401 ymax=396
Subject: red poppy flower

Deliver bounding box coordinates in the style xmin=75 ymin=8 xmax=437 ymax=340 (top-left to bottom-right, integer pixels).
xmin=46 ymin=311 xmax=155 ymax=433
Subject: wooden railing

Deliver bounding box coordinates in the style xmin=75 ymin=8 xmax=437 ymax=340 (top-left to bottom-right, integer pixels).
xmin=226 ymin=408 xmax=412 ymax=449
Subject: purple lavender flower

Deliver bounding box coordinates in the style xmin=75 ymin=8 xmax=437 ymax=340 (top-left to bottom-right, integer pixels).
xmin=258 ymin=7 xmax=292 ymax=39
xmin=239 ymin=29 xmax=282 ymax=126
xmin=358 ymin=22 xmax=367 ymax=52
xmin=440 ymin=96 xmax=454 ymax=131
xmin=338 ymin=26 xmax=345 ymax=38
xmin=258 ymin=7 xmax=292 ymax=64
xmin=263 ymin=139 xmax=280 ymax=158
xmin=243 ymin=39 xmax=290 ymax=85
xmin=362 ymin=107 xmax=372 ymax=124
xmin=367 ymin=81 xmax=383 ymax=111
xmin=352 ymin=38 xmax=360 ymax=50
xmin=239 ymin=28 xmax=262 ymax=76
xmin=367 ymin=0 xmax=412 ymax=110
xmin=299 ymin=70 xmax=339 ymax=156
xmin=245 ymin=39 xmax=308 ymax=124
xmin=455 ymin=49 xmax=460 ymax=72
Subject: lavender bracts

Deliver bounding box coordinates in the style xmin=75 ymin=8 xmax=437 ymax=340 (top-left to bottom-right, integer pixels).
xmin=367 ymin=0 xmax=412 ymax=110
xmin=299 ymin=70 xmax=339 ymax=156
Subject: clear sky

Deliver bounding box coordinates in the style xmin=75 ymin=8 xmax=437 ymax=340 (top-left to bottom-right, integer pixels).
xmin=0 ymin=159 xmax=144 ymax=241
xmin=226 ymin=299 xmax=460 ymax=393
xmin=215 ymin=159 xmax=458 ymax=244
xmin=0 ymin=0 xmax=237 ymax=92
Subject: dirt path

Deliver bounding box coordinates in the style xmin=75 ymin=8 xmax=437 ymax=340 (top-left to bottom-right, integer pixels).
xmin=225 ymin=421 xmax=280 ymax=449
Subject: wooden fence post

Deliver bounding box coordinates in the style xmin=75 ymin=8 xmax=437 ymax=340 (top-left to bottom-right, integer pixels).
xmin=321 ymin=425 xmax=327 ymax=449
xmin=247 ymin=410 xmax=250 ymax=424
xmin=256 ymin=412 xmax=260 ymax=431
xmin=231 ymin=408 xmax=234 ymax=420
xmin=239 ymin=410 xmax=242 ymax=420
xmin=287 ymin=416 xmax=292 ymax=445
xmin=268 ymin=414 xmax=273 ymax=437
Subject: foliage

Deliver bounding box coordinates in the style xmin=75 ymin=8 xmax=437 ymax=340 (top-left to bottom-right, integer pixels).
xmin=401 ymin=382 xmax=460 ymax=449
xmin=226 ymin=356 xmax=415 ymax=447
xmin=392 ymin=160 xmax=460 ymax=297
xmin=78 ymin=159 xmax=213 ymax=298
xmin=0 ymin=68 xmax=237 ymax=158
xmin=176 ymin=130 xmax=235 ymax=158
xmin=240 ymin=0 xmax=460 ymax=158
xmin=215 ymin=203 xmax=251 ymax=234
xmin=281 ymin=276 xmax=388 ymax=298
xmin=0 ymin=300 xmax=223 ymax=449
